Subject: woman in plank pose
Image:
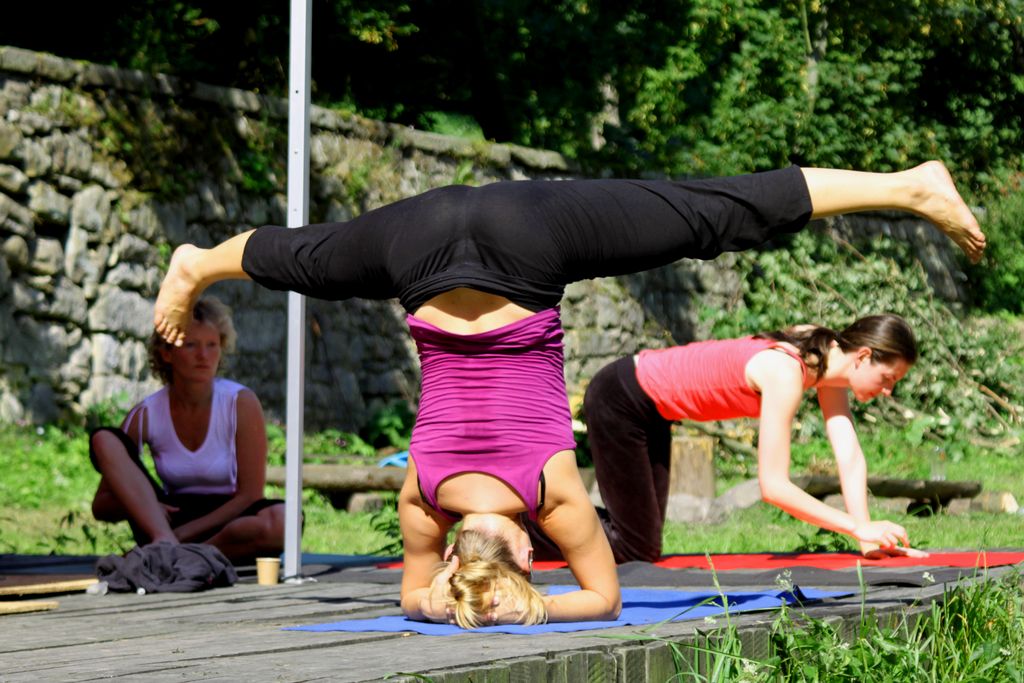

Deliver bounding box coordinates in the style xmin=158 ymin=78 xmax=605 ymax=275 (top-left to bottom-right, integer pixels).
xmin=546 ymin=313 xmax=926 ymax=567
xmin=91 ymin=297 xmax=284 ymax=563
xmin=152 ymin=161 xmax=982 ymax=627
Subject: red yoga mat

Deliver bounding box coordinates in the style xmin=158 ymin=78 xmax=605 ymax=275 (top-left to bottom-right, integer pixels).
xmin=652 ymin=550 xmax=1024 ymax=571
xmin=378 ymin=550 xmax=1024 ymax=572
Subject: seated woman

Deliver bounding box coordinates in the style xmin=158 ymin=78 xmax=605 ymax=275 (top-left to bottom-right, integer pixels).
xmin=539 ymin=313 xmax=928 ymax=567
xmin=151 ymin=161 xmax=982 ymax=626
xmin=90 ymin=296 xmax=284 ymax=564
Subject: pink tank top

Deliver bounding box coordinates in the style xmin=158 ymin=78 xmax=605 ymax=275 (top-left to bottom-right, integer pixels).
xmin=408 ymin=307 xmax=576 ymax=521
xmin=635 ymin=337 xmax=806 ymax=421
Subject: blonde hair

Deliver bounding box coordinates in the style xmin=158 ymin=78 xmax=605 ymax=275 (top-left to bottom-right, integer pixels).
xmin=148 ymin=296 xmax=237 ymax=384
xmin=439 ymin=529 xmax=547 ymax=629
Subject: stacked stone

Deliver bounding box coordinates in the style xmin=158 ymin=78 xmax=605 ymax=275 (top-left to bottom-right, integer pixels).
xmin=0 ymin=46 xmax=584 ymax=429
xmin=0 ymin=45 xmax=965 ymax=430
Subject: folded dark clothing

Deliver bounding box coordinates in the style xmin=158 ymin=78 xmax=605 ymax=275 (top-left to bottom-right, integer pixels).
xmin=96 ymin=542 xmax=237 ymax=593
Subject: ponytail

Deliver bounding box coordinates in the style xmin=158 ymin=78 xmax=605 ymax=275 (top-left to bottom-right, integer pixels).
xmin=437 ymin=529 xmax=548 ymax=629
xmin=756 ymin=326 xmax=839 ymax=381
xmin=757 ymin=314 xmax=917 ymax=380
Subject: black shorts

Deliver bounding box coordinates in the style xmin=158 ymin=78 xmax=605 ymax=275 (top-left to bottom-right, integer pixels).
xmin=89 ymin=427 xmax=283 ymax=545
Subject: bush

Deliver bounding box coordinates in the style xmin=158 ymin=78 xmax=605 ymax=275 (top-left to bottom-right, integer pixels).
xmin=702 ymin=229 xmax=1024 ymax=451
xmin=967 ymin=171 xmax=1024 ymax=315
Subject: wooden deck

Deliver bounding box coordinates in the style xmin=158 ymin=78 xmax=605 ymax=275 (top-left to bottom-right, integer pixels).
xmin=1 ymin=555 xmax=1019 ymax=682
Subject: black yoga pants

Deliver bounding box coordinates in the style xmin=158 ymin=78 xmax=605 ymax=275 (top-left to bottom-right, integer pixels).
xmin=242 ymin=167 xmax=812 ymax=313
xmin=527 ymin=356 xmax=671 ymax=563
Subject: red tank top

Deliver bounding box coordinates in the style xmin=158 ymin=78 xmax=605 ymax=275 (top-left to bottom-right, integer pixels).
xmin=635 ymin=337 xmax=806 ymax=421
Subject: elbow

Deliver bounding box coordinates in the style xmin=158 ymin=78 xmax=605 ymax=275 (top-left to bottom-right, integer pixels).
xmin=399 ymin=593 xmax=419 ymax=621
xmin=758 ymin=477 xmax=789 ymax=508
xmin=234 ymin=487 xmax=263 ymax=508
xmin=597 ymin=592 xmax=622 ymax=621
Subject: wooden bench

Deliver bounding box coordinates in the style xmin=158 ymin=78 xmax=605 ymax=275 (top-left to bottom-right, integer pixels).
xmin=266 ymin=464 xmax=407 ymax=493
xmin=794 ymin=474 xmax=982 ymax=507
xmin=265 ymin=464 xmax=599 ymax=512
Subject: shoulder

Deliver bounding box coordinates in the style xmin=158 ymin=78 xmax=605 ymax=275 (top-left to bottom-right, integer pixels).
xmin=211 ymin=379 xmax=263 ymax=420
xmin=215 ymin=377 xmax=250 ymax=396
xmin=134 ymin=386 xmax=168 ymax=415
xmin=234 ymin=388 xmax=264 ymax=417
xmin=746 ymin=346 xmax=805 ymax=391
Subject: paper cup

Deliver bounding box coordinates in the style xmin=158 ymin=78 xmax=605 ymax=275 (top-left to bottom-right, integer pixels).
xmin=256 ymin=557 xmax=281 ymax=585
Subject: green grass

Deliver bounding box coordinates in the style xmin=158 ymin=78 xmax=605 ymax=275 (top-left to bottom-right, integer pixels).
xmin=662 ymin=503 xmax=1024 ymax=556
xmin=6 ymin=422 xmax=1024 ymax=680
xmin=0 ymin=422 xmax=398 ymax=556
xmin=663 ymin=569 xmax=1024 ymax=682
xmin=3 ymin=422 xmax=1023 ymax=558
xmin=266 ymin=486 xmax=400 ymax=556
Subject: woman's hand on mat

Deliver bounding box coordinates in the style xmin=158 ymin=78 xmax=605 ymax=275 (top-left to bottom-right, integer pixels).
xmin=860 ymin=540 xmax=930 ymax=559
xmin=852 ymin=520 xmax=913 ymax=551
xmin=420 ymin=555 xmax=458 ymax=623
xmin=488 ymin=581 xmax=531 ymax=625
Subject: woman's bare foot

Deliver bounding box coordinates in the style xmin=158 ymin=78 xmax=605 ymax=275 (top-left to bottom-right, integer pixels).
xmin=154 ymin=244 xmax=205 ymax=346
xmin=905 ymin=161 xmax=986 ymax=263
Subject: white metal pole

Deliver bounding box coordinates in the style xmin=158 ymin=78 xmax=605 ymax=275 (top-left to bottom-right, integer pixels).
xmin=284 ymin=0 xmax=312 ymax=582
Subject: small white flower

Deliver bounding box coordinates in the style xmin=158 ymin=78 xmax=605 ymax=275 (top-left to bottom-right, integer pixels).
xmin=922 ymin=571 xmax=935 ymax=584
xmin=704 ymin=616 xmax=718 ymax=625
xmin=775 ymin=569 xmax=794 ymax=592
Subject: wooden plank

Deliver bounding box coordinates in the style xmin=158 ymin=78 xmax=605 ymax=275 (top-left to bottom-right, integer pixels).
xmin=669 ymin=435 xmax=716 ymax=498
xmin=268 ymin=464 xmax=596 ymax=499
xmin=0 ymin=600 xmax=58 ymax=615
xmin=0 ymin=566 xmax=1015 ymax=683
xmin=0 ymin=578 xmax=96 ymax=597
xmin=794 ymin=474 xmax=981 ymax=501
xmin=266 ymin=464 xmax=407 ymax=492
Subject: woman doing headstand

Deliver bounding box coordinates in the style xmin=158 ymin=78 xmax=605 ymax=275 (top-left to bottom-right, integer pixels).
xmin=153 ymin=161 xmax=983 ymax=627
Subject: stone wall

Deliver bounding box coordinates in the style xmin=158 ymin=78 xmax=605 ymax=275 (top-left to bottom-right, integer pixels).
xmin=0 ymin=46 xmax=966 ymax=430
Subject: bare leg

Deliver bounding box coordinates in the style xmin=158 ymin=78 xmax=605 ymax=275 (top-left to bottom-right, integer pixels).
xmin=153 ymin=230 xmax=255 ymax=346
xmin=203 ymin=504 xmax=285 ymax=562
xmin=90 ymin=431 xmax=178 ymax=544
xmin=802 ymin=161 xmax=986 ymax=263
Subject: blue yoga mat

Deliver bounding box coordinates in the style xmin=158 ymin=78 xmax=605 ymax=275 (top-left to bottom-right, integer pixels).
xmin=286 ymin=585 xmax=850 ymax=635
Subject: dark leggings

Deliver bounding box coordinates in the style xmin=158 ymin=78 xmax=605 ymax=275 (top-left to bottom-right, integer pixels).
xmin=527 ymin=357 xmax=671 ymax=563
xmin=242 ymin=167 xmax=812 ymax=313
xmin=89 ymin=427 xmax=283 ymax=546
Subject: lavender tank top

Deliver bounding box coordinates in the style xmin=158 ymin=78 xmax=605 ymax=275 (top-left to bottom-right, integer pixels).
xmin=126 ymin=378 xmax=244 ymax=495
xmin=408 ymin=307 xmax=577 ymax=521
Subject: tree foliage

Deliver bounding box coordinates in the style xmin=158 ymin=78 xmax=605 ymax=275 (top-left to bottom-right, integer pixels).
xmin=602 ymin=1 xmax=1024 ymax=186
xmin=6 ymin=1 xmax=1022 ymax=187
